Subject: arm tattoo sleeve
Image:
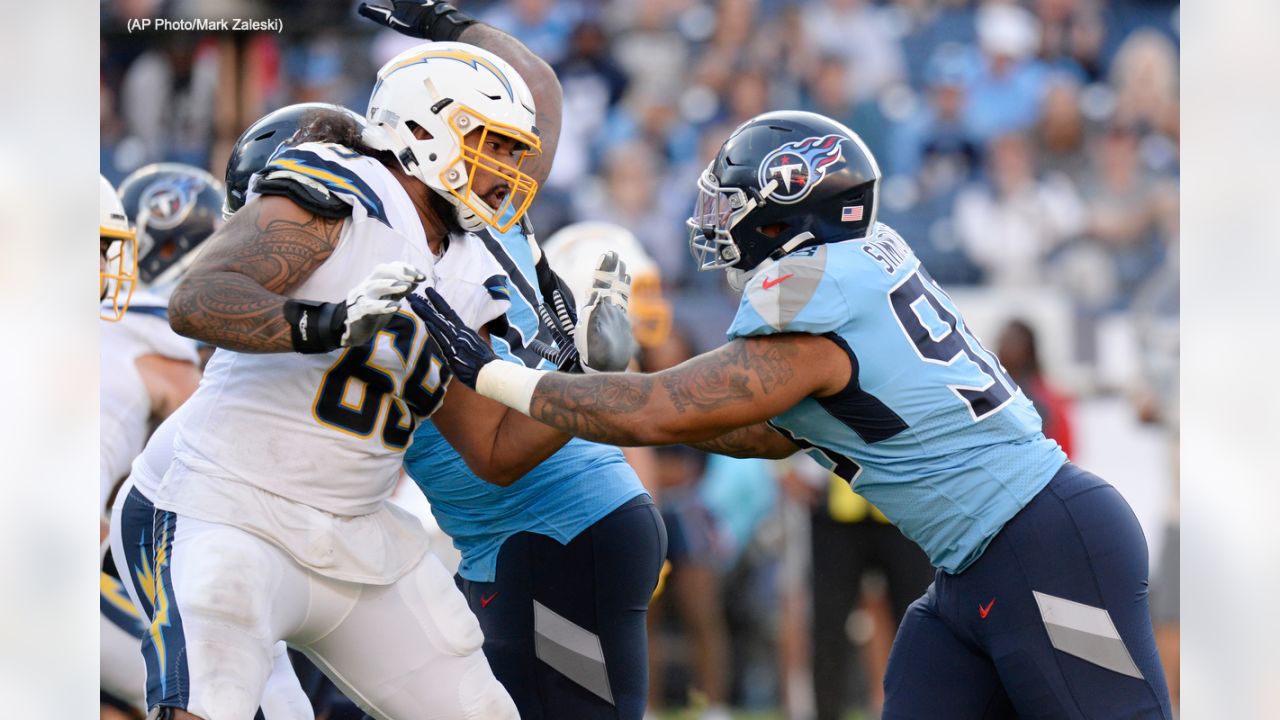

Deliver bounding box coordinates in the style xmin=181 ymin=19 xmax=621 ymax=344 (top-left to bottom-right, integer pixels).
xmin=169 ymin=202 xmax=345 ymax=353
xmin=528 ymin=373 xmax=656 ymax=442
xmin=526 ymin=337 xmax=806 ymax=446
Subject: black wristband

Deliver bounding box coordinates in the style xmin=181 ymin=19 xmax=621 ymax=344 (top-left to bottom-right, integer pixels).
xmin=423 ymin=3 xmax=478 ymax=42
xmin=283 ymin=299 xmax=347 ymax=354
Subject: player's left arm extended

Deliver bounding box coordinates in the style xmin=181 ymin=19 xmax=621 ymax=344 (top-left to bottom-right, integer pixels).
xmin=522 ymin=335 xmax=847 ymax=447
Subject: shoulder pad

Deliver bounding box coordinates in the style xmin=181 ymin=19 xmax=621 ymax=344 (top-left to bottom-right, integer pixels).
xmin=728 ymin=244 xmax=850 ymax=338
xmin=253 ymin=144 xmax=389 ymax=225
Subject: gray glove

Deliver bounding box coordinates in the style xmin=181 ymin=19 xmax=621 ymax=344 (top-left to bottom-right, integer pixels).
xmin=576 ymin=252 xmax=638 ymax=373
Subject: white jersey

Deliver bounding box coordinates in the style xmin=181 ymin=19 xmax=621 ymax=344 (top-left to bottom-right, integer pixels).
xmin=99 ymin=290 xmax=200 ymax=515
xmin=148 ymin=143 xmax=509 ymax=584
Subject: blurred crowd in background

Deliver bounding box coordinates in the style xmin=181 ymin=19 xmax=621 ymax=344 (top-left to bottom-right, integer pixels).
xmin=101 ymin=0 xmax=1180 ymax=717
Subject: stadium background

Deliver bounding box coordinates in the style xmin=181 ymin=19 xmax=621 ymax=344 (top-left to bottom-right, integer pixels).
xmin=95 ymin=0 xmax=1179 ymax=718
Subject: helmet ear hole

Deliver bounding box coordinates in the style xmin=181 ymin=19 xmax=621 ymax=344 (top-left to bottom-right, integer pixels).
xmin=758 ymin=222 xmax=789 ymax=239
xmin=405 ymin=120 xmax=433 ymax=141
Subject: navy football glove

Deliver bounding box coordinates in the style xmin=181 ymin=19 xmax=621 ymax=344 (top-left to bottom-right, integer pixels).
xmin=407 ymin=287 xmax=497 ymax=389
xmin=357 ymin=0 xmax=477 ymax=41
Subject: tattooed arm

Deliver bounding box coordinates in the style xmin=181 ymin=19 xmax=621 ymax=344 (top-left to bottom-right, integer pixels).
xmin=687 ymin=423 xmax=800 ymax=459
xmin=168 ymin=196 xmax=344 ymax=352
xmin=525 ymin=334 xmax=851 ymax=448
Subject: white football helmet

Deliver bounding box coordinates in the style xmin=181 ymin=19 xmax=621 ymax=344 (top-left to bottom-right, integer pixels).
xmin=542 ymin=221 xmax=672 ymax=349
xmin=366 ymin=42 xmax=541 ymax=233
xmin=100 ymin=174 xmax=138 ymax=321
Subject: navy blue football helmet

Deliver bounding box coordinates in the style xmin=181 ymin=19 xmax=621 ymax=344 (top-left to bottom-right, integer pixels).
xmin=688 ymin=110 xmax=881 ymax=280
xmin=118 ymin=163 xmax=224 ymax=289
xmin=223 ymin=102 xmax=365 ymax=217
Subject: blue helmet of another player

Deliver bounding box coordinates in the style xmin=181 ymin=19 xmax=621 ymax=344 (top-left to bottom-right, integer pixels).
xmin=688 ymin=110 xmax=881 ymax=285
xmin=223 ymin=102 xmax=366 ymax=217
xmin=118 ymin=163 xmax=225 ymax=291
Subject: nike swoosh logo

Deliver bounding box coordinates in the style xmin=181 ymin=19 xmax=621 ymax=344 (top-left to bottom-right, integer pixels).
xmin=762 ymin=273 xmax=795 ymax=290
xmin=480 ymin=592 xmax=499 ymax=609
xmin=979 ymin=598 xmax=996 ymax=619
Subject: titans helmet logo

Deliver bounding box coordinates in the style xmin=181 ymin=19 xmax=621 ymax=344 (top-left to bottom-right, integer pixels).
xmin=139 ymin=178 xmax=198 ymax=231
xmin=757 ymin=134 xmax=844 ymax=205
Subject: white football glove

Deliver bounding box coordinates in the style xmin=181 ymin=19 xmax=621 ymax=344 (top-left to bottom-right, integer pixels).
xmin=340 ymin=261 xmax=426 ymax=347
xmin=576 ymin=252 xmax=638 ymax=373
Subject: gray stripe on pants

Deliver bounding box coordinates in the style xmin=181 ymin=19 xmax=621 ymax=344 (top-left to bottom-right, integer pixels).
xmin=1034 ymin=591 xmax=1143 ymax=679
xmin=533 ymin=600 xmax=614 ymax=704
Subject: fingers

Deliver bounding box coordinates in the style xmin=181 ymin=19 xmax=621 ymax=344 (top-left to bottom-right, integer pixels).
xmin=594 ymin=251 xmax=619 ymax=277
xmin=369 ymin=260 xmax=427 ymax=285
xmin=424 ymin=286 xmax=464 ymax=323
xmin=356 ymin=3 xmax=388 ymax=22
xmin=362 ymin=277 xmax=415 ymax=301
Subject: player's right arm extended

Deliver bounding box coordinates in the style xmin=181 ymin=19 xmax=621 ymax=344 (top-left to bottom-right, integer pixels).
xmin=169 ymin=196 xmax=344 ymax=353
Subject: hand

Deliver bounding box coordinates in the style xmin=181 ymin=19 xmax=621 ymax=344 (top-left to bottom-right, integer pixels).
xmin=341 ymin=261 xmax=426 ymax=347
xmin=357 ymin=0 xmax=475 ymax=41
xmin=407 ymin=287 xmax=498 ymax=389
xmin=576 ymin=252 xmax=637 ymax=372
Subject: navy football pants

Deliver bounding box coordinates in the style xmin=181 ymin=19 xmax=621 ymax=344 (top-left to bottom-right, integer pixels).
xmin=456 ymin=495 xmax=667 ymax=720
xmin=883 ymin=464 xmax=1172 ymax=719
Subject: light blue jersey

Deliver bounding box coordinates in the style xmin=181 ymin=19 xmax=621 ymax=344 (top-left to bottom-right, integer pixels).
xmin=404 ymin=223 xmax=646 ymax=582
xmin=727 ymin=224 xmax=1066 ymax=573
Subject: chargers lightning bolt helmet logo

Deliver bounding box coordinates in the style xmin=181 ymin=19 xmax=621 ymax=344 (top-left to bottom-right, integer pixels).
xmin=757 ymin=134 xmax=844 ymax=205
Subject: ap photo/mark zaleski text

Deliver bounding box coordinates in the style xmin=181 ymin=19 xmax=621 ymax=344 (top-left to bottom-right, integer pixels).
xmin=126 ymin=17 xmax=282 ymax=33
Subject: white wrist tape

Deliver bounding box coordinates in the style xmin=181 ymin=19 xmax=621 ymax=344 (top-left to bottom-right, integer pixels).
xmin=475 ymin=361 xmax=547 ymax=416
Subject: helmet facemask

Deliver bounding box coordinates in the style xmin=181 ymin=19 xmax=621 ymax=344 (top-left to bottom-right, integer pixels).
xmin=439 ymin=107 xmax=540 ymax=233
xmin=687 ymin=166 xmax=782 ymax=289
xmin=99 ymin=227 xmax=138 ymax=321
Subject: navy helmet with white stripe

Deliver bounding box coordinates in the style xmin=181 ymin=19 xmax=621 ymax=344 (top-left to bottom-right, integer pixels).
xmin=223 ymin=102 xmax=365 ymax=217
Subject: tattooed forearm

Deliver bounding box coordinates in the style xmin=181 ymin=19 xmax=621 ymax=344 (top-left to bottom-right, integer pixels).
xmin=529 ymin=373 xmax=656 ymax=444
xmin=526 ymin=336 xmax=813 ymax=447
xmin=659 ymin=339 xmax=801 ymax=414
xmin=169 ymin=200 xmax=345 ymax=353
xmin=660 ymin=353 xmax=752 ymax=414
xmin=689 ymin=423 xmax=800 ymax=459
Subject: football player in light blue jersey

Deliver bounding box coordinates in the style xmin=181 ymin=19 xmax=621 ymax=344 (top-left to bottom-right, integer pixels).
xmin=412 ymin=110 xmax=1173 ymax=719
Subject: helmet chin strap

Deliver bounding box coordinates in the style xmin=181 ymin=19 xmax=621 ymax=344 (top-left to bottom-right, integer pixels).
xmin=774 ymin=231 xmax=816 ymax=258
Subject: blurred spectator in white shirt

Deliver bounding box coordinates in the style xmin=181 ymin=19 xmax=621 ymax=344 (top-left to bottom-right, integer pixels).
xmin=953 ymin=131 xmax=1085 ymax=288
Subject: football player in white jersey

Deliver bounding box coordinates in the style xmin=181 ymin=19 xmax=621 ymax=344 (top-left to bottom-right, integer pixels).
xmin=104 ymin=166 xmax=316 ymax=720
xmin=100 ymin=173 xmax=151 ymax=720
xmin=107 ymin=42 xmax=571 ymax=720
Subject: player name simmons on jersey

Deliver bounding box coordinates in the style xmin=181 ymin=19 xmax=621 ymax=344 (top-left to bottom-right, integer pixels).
xmin=145 ymin=143 xmax=510 ymax=583
xmin=727 ymin=224 xmax=1066 ymax=573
